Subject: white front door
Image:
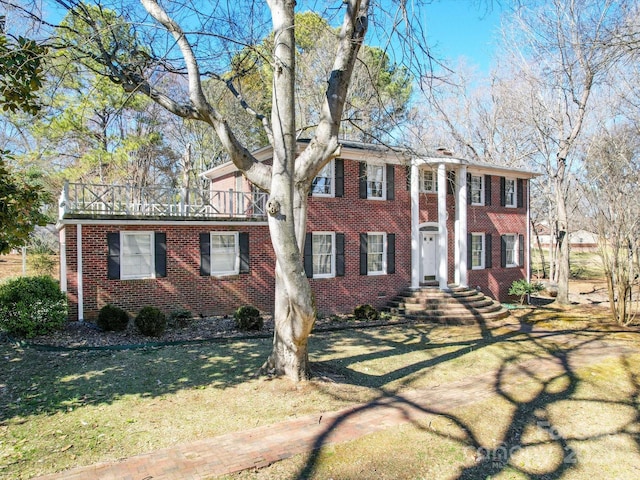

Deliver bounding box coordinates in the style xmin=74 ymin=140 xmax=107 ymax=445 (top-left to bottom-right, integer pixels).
xmin=421 ymin=231 xmax=438 ymax=281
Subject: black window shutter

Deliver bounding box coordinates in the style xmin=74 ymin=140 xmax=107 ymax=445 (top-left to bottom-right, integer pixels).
xmin=154 ymin=232 xmax=167 ymax=278
xmin=335 ymin=159 xmax=344 ymax=198
xmin=359 ymin=233 xmax=368 ymax=275
xmin=447 ymin=170 xmax=455 ymax=195
xmin=405 ymin=165 xmax=411 ymax=191
xmin=359 ymin=162 xmax=367 ymax=199
xmin=500 ymin=235 xmax=507 ymax=268
xmin=336 ymin=233 xmax=345 ymax=276
xmin=107 ymin=232 xmax=120 ymax=280
xmin=466 ymin=173 xmax=472 ymax=205
xmin=500 ymin=177 xmax=506 ymax=206
xmin=485 ymin=175 xmax=492 ymax=206
xmin=467 ymin=233 xmax=472 ymax=268
xmin=517 ymin=179 xmax=524 ymax=208
xmin=485 ymin=234 xmax=492 ymax=268
xmin=239 ymin=232 xmax=250 ymax=273
xmin=304 ymin=233 xmax=313 ymax=278
xmin=519 ymin=234 xmax=525 ymax=267
xmin=386 ymin=164 xmax=395 ymax=200
xmin=387 ymin=233 xmax=395 ymax=274
xmin=199 ymin=233 xmax=211 ymax=276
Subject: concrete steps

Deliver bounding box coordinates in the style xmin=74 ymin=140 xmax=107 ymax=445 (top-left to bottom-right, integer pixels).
xmin=384 ymin=285 xmax=509 ymax=325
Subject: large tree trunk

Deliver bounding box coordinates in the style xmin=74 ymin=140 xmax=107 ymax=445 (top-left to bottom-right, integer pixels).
xmin=554 ymin=158 xmax=570 ymax=305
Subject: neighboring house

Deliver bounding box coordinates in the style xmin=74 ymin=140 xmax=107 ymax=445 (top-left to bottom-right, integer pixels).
xmin=57 ymin=141 xmax=537 ymax=321
xmin=535 ymin=224 xmax=599 ymax=252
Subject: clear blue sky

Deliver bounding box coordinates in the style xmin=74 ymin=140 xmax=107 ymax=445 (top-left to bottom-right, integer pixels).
xmin=421 ymin=0 xmax=504 ymax=72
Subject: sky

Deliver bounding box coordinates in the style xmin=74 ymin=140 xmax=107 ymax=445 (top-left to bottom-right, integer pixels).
xmin=420 ymin=0 xmax=505 ymax=72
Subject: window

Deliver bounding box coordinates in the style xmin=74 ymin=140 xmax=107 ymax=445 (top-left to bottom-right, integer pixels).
xmin=501 ymin=234 xmax=524 ymax=268
xmin=360 ymin=232 xmax=395 ymax=276
xmin=421 ymin=169 xmax=438 ymax=193
xmin=200 ymin=232 xmax=249 ymax=276
xmin=367 ymin=233 xmax=385 ymax=274
xmin=504 ymin=178 xmax=516 ymax=207
xmin=471 ymin=233 xmax=485 ymax=269
xmin=311 ymin=160 xmax=334 ymax=196
xmin=311 ymin=233 xmax=335 ymax=278
xmin=108 ymin=231 xmax=166 ymax=280
xmin=367 ymin=164 xmax=386 ymax=199
xmin=470 ymin=175 xmax=483 ymax=205
xmin=210 ymin=233 xmax=239 ymax=275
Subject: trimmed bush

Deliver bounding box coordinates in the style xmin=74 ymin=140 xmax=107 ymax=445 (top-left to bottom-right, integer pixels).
xmin=135 ymin=306 xmax=167 ymax=337
xmin=0 ymin=276 xmax=67 ymax=338
xmin=97 ymin=304 xmax=130 ymax=332
xmin=168 ymin=308 xmax=192 ymax=329
xmin=353 ymin=304 xmax=379 ymax=321
xmin=509 ymin=279 xmax=545 ymax=305
xmin=234 ymin=305 xmax=263 ymax=331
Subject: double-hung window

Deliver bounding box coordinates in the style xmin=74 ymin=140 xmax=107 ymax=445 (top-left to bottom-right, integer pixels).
xmin=502 ymin=234 xmax=520 ymax=267
xmin=367 ymin=164 xmax=386 ymax=199
xmin=311 ymin=160 xmax=334 ymax=197
xmin=421 ymin=170 xmax=438 ymax=193
xmin=210 ymin=232 xmax=239 ymax=275
xmin=121 ymin=232 xmax=154 ymax=279
xmin=470 ymin=175 xmax=484 ymax=205
xmin=504 ymin=178 xmax=516 ymax=207
xmin=311 ymin=232 xmax=335 ymax=278
xmin=470 ymin=233 xmax=485 ymax=269
xmin=367 ymin=233 xmax=386 ymax=275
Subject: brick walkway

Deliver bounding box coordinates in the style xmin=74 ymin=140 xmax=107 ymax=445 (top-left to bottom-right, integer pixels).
xmin=33 ymin=336 xmax=637 ymax=480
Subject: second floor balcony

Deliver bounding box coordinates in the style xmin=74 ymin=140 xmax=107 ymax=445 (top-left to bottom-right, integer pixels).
xmin=58 ymin=182 xmax=268 ymax=221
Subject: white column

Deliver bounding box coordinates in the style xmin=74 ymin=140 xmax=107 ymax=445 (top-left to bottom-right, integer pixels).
xmin=410 ymin=161 xmax=421 ymax=289
xmin=456 ymin=165 xmax=468 ymax=287
xmin=437 ymin=163 xmax=448 ymax=290
xmin=77 ymin=224 xmax=84 ymax=322
xmin=59 ymin=228 xmax=67 ymax=292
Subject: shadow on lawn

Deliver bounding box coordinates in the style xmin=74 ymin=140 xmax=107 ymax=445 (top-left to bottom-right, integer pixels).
xmin=0 ymin=336 xmax=271 ymax=422
xmin=296 ymin=309 xmax=640 ymax=479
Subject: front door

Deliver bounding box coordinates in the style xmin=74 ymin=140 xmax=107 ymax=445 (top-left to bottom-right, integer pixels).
xmin=420 ymin=231 xmax=438 ymax=282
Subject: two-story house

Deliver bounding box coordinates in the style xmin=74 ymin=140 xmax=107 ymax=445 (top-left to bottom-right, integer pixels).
xmin=57 ymin=141 xmax=537 ymax=321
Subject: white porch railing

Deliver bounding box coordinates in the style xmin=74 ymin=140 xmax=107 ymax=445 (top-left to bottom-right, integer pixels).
xmin=58 ymin=182 xmax=268 ymax=220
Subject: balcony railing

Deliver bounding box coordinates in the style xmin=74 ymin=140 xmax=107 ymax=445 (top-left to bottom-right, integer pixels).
xmin=58 ymin=182 xmax=268 ymax=220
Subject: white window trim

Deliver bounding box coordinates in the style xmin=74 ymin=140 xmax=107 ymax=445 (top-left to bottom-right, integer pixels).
xmin=470 ymin=174 xmax=484 ymax=206
xmin=420 ymin=169 xmax=438 ymax=193
xmin=311 ymin=160 xmax=335 ymax=197
xmin=209 ymin=231 xmax=240 ymax=276
xmin=120 ymin=231 xmax=155 ymax=280
xmin=366 ymin=163 xmax=387 ymax=200
xmin=367 ymin=232 xmax=387 ymax=275
xmin=505 ymin=178 xmax=517 ymax=208
xmin=471 ymin=232 xmax=485 ymax=270
xmin=312 ymin=232 xmax=335 ymax=279
xmin=505 ymin=233 xmax=519 ymax=267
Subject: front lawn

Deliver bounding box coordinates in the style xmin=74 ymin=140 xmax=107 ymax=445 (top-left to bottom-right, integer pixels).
xmin=1 ymin=305 xmax=639 ymax=479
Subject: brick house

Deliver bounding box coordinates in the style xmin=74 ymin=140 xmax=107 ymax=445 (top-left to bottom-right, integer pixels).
xmin=57 ymin=141 xmax=537 ymax=321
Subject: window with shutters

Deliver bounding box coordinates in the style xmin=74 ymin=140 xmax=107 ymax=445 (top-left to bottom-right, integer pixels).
xmin=312 ymin=232 xmax=335 ymax=278
xmin=210 ymin=232 xmax=239 ymax=276
xmin=367 ymin=233 xmax=386 ymax=275
xmin=471 ymin=233 xmax=485 ymax=269
xmin=121 ymin=232 xmax=154 ymax=280
xmin=470 ymin=175 xmax=484 ymax=205
xmin=366 ymin=164 xmax=386 ymax=199
xmin=311 ymin=160 xmax=334 ymax=197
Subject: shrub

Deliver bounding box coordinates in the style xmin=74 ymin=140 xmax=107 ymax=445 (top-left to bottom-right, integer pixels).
xmin=0 ymin=276 xmax=67 ymax=338
xmin=27 ymin=253 xmax=57 ymax=276
xmin=97 ymin=304 xmax=130 ymax=332
xmin=353 ymin=304 xmax=379 ymax=321
xmin=135 ymin=306 xmax=167 ymax=337
xmin=234 ymin=305 xmax=263 ymax=331
xmin=508 ymin=279 xmax=545 ymax=305
xmin=168 ymin=308 xmax=192 ymax=329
